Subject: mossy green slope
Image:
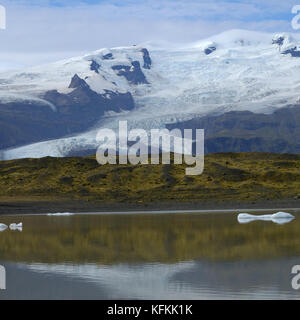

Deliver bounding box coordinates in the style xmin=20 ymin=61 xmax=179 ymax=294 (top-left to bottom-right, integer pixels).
xmin=0 ymin=152 xmax=299 ymax=204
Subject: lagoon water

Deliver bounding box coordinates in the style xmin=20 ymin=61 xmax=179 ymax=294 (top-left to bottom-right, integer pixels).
xmin=1 ymin=210 xmax=300 ymax=300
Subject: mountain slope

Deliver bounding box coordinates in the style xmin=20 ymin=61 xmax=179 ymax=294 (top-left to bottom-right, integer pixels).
xmin=0 ymin=153 xmax=299 ymax=205
xmin=1 ymin=29 xmax=300 ymax=159
xmin=0 ymin=46 xmax=151 ymax=149
xmin=0 ymin=74 xmax=135 ymax=149
xmin=167 ymin=105 xmax=300 ymax=154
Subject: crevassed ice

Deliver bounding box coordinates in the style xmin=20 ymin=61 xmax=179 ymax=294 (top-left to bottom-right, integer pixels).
xmin=2 ymin=30 xmax=300 ymax=159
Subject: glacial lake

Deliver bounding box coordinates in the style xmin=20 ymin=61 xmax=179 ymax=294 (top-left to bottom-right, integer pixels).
xmin=1 ymin=209 xmax=300 ymax=300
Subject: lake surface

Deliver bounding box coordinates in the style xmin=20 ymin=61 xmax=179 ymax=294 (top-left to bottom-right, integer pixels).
xmin=1 ymin=209 xmax=300 ymax=300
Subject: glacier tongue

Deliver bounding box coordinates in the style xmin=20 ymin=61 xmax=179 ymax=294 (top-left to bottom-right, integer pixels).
xmin=2 ymin=29 xmax=300 ymax=159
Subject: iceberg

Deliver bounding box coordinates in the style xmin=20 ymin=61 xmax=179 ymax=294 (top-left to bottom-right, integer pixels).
xmin=9 ymin=222 xmax=23 ymax=231
xmin=237 ymin=212 xmax=295 ymax=224
xmin=0 ymin=223 xmax=8 ymax=232
xmin=47 ymin=212 xmax=74 ymax=216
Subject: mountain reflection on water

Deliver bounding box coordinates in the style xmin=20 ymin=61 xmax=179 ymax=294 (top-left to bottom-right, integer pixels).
xmin=0 ymin=210 xmax=300 ymax=299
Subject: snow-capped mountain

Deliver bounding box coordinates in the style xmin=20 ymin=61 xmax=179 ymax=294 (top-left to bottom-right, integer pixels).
xmin=1 ymin=29 xmax=300 ymax=159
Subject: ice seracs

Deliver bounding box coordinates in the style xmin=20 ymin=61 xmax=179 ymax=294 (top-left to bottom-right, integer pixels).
xmin=237 ymin=212 xmax=295 ymax=224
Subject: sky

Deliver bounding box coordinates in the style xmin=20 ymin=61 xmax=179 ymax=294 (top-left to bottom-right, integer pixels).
xmin=0 ymin=0 xmax=299 ymax=70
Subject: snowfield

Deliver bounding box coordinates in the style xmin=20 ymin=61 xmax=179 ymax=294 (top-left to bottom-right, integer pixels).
xmin=1 ymin=29 xmax=300 ymax=159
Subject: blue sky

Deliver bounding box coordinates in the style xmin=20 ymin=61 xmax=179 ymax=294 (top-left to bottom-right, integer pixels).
xmin=0 ymin=0 xmax=299 ymax=69
xmin=6 ymin=0 xmax=297 ymax=21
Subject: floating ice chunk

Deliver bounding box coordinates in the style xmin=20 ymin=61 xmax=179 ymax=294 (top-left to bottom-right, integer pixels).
xmin=0 ymin=223 xmax=8 ymax=232
xmin=9 ymin=222 xmax=23 ymax=231
xmin=47 ymin=212 xmax=74 ymax=216
xmin=237 ymin=212 xmax=294 ymax=224
xmin=271 ymin=211 xmax=295 ymax=219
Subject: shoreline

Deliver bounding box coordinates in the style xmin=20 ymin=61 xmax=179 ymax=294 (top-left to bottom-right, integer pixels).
xmin=1 ymin=199 xmax=300 ymax=215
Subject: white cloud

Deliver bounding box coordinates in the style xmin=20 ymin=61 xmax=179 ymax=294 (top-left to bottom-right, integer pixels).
xmin=0 ymin=0 xmax=297 ymax=71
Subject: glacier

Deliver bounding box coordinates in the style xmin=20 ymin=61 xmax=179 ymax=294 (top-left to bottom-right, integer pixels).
xmin=1 ymin=29 xmax=300 ymax=159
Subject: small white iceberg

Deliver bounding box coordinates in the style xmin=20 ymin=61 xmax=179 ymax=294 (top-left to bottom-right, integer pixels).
xmin=47 ymin=212 xmax=74 ymax=216
xmin=9 ymin=222 xmax=23 ymax=231
xmin=0 ymin=223 xmax=8 ymax=232
xmin=237 ymin=211 xmax=295 ymax=225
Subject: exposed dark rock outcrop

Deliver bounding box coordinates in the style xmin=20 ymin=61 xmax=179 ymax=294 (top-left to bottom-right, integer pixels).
xmin=90 ymin=60 xmax=101 ymax=74
xmin=272 ymin=36 xmax=284 ymax=46
xmin=141 ymin=48 xmax=152 ymax=69
xmin=204 ymin=46 xmax=216 ymax=55
xmin=272 ymin=34 xmax=300 ymax=57
xmin=0 ymin=75 xmax=135 ymax=150
xmin=112 ymin=61 xmax=149 ymax=85
xmin=47 ymin=75 xmax=135 ymax=113
xmin=0 ymin=101 xmax=66 ymax=150
xmin=68 ymin=74 xmax=89 ymax=89
xmin=102 ymin=53 xmax=113 ymax=60
xmin=281 ymin=47 xmax=300 ymax=57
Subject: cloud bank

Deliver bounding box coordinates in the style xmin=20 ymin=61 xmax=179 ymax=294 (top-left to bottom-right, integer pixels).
xmin=0 ymin=0 xmax=297 ymax=70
